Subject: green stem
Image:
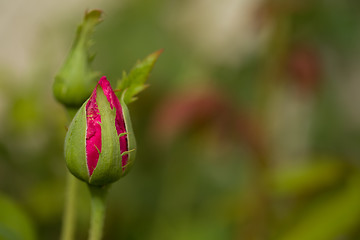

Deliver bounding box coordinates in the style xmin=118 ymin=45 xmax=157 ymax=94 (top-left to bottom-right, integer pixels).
xmin=60 ymin=107 xmax=80 ymax=240
xmin=60 ymin=173 xmax=78 ymax=240
xmin=88 ymin=185 xmax=108 ymax=240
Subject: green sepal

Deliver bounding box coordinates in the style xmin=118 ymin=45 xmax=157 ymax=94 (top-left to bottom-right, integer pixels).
xmin=120 ymin=92 xmax=136 ymax=176
xmin=89 ymin=87 xmax=122 ymax=186
xmin=121 ymin=149 xmax=135 ymax=157
xmin=64 ymin=101 xmax=89 ymax=181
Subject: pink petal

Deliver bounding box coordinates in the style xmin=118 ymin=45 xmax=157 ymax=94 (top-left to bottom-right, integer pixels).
xmin=86 ymin=86 xmax=102 ymax=176
xmin=98 ymin=76 xmax=129 ymax=169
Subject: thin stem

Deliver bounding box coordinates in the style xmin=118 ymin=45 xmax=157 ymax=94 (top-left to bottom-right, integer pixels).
xmin=60 ymin=107 xmax=80 ymax=240
xmin=60 ymin=173 xmax=78 ymax=240
xmin=88 ymin=185 xmax=108 ymax=240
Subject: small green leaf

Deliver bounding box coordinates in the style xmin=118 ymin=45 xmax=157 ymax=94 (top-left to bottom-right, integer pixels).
xmin=116 ymin=49 xmax=163 ymax=104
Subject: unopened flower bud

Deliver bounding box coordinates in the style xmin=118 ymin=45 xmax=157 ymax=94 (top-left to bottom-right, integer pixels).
xmin=65 ymin=76 xmax=136 ymax=186
xmin=53 ymin=10 xmax=102 ymax=108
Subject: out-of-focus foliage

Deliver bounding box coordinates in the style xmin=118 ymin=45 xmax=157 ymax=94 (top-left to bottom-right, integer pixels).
xmin=0 ymin=194 xmax=36 ymax=240
xmin=1 ymin=0 xmax=360 ymax=239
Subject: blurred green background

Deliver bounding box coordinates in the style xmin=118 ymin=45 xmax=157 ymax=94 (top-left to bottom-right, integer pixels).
xmin=1 ymin=0 xmax=360 ymax=239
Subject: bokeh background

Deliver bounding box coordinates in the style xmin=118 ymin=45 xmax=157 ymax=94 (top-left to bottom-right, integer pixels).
xmin=1 ymin=0 xmax=360 ymax=239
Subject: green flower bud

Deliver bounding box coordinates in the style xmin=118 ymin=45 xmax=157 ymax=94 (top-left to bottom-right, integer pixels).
xmin=53 ymin=10 xmax=102 ymax=108
xmin=65 ymin=76 xmax=136 ymax=186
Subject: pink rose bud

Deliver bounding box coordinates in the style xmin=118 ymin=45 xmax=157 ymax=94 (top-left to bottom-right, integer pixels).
xmin=65 ymin=76 xmax=136 ymax=186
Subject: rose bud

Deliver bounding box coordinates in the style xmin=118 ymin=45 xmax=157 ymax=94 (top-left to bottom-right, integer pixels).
xmin=53 ymin=10 xmax=102 ymax=108
xmin=64 ymin=76 xmax=136 ymax=186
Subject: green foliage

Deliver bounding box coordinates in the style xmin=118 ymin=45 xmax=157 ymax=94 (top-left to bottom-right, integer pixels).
xmin=268 ymin=158 xmax=346 ymax=197
xmin=0 ymin=194 xmax=36 ymax=240
xmin=279 ymin=175 xmax=360 ymax=240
